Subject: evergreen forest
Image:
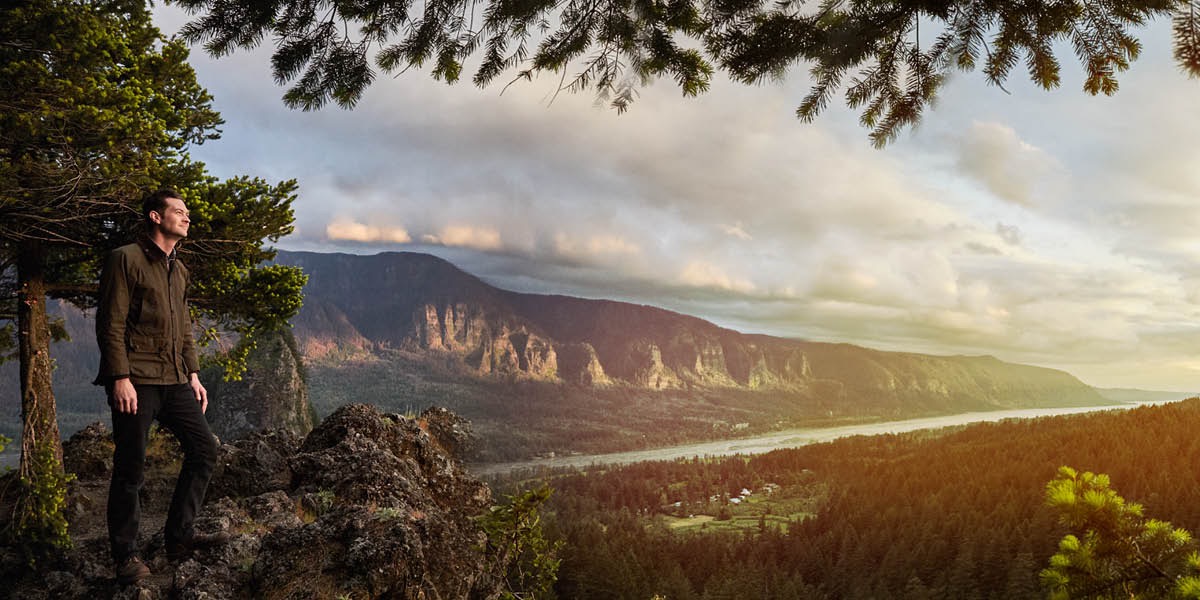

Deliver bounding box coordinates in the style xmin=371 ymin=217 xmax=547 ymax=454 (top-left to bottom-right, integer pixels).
xmin=490 ymin=399 xmax=1200 ymax=599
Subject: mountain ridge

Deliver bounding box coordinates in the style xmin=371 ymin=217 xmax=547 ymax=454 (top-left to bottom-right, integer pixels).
xmin=277 ymin=250 xmax=1108 ymax=414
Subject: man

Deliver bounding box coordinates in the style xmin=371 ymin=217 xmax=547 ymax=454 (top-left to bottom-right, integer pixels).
xmin=94 ymin=189 xmax=226 ymax=585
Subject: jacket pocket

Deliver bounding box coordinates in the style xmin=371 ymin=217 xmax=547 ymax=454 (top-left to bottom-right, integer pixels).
xmin=127 ymin=335 xmax=166 ymax=380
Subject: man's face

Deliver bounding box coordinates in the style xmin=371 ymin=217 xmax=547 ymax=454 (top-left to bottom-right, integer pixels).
xmin=152 ymin=196 xmax=190 ymax=239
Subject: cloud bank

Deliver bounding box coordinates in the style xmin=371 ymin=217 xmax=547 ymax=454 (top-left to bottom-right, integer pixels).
xmin=158 ymin=7 xmax=1200 ymax=392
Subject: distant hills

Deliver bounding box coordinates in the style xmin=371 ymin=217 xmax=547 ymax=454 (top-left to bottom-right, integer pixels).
xmin=271 ymin=250 xmax=1170 ymax=460
xmin=1093 ymin=387 xmax=1193 ymax=404
xmin=1 ymin=250 xmax=1189 ymax=463
xmin=279 ymin=250 xmax=1108 ymax=408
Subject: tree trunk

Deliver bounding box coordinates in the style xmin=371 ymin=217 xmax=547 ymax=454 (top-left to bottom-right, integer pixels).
xmin=12 ymin=240 xmax=71 ymax=555
xmin=17 ymin=240 xmax=62 ymax=472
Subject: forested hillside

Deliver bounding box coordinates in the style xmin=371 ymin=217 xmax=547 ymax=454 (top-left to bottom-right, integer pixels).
xmin=496 ymin=399 xmax=1200 ymax=599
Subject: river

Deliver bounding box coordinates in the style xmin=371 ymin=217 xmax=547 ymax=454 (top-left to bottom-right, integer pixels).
xmin=469 ymin=402 xmax=1173 ymax=476
xmin=0 ymin=401 xmax=1178 ymax=473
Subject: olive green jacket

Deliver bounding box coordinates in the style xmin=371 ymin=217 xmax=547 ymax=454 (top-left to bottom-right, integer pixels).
xmin=94 ymin=237 xmax=200 ymax=385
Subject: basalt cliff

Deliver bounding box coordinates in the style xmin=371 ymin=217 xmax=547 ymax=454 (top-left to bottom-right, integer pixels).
xmin=279 ymin=250 xmax=1106 ymax=410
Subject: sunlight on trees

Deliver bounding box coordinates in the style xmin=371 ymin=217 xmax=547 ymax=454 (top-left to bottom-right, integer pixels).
xmin=479 ymin=486 xmax=564 ymax=600
xmin=1042 ymin=466 xmax=1200 ymax=599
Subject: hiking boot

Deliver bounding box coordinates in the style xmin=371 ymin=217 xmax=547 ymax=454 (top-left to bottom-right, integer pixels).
xmin=166 ymin=530 xmax=232 ymax=562
xmin=116 ymin=555 xmax=150 ymax=585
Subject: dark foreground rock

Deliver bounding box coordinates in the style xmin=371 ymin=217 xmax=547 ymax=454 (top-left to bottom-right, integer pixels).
xmin=0 ymin=404 xmax=504 ymax=600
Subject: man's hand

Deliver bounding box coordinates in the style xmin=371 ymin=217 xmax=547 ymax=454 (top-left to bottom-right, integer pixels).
xmin=189 ymin=372 xmax=208 ymax=414
xmin=113 ymin=378 xmax=138 ymax=414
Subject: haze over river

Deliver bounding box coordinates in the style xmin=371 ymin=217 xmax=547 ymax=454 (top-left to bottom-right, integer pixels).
xmin=471 ymin=402 xmax=1179 ymax=476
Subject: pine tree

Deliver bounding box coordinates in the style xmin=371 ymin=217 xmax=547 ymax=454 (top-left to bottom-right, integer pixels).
xmin=1041 ymin=466 xmax=1200 ymax=599
xmin=1003 ymin=552 xmax=1041 ymax=599
xmin=0 ymin=0 xmax=304 ymax=557
xmin=171 ymin=0 xmax=1200 ymax=145
xmin=902 ymin=575 xmax=934 ymax=600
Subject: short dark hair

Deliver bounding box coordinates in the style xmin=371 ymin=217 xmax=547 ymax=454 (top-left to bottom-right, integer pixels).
xmin=142 ymin=188 xmax=181 ymax=224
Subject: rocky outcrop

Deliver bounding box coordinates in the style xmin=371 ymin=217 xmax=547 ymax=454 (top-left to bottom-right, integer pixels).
xmin=556 ymin=343 xmax=609 ymax=386
xmin=626 ymin=342 xmax=683 ymax=390
xmin=745 ymin=347 xmax=812 ymax=390
xmin=414 ymin=303 xmax=558 ymax=379
xmin=204 ymin=328 xmax=318 ymax=443
xmin=0 ymin=404 xmax=506 ymax=600
xmin=206 ymin=429 xmax=300 ymax=501
xmin=416 ymin=303 xmax=488 ymax=351
xmin=246 ymin=404 xmax=495 ymax=599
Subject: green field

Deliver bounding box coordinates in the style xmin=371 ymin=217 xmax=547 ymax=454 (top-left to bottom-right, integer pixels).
xmin=656 ymin=485 xmax=823 ymax=534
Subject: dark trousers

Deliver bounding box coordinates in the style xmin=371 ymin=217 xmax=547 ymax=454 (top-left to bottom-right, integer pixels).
xmin=107 ymin=382 xmax=217 ymax=562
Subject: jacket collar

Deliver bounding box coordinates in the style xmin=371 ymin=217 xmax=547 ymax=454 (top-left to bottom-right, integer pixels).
xmin=136 ymin=235 xmax=178 ymax=263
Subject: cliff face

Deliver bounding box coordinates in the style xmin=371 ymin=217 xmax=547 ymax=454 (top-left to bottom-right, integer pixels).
xmin=0 ymin=404 xmax=504 ymax=600
xmin=277 ymin=251 xmax=1106 ymax=410
xmin=285 ymin=251 xmax=562 ymax=381
xmin=204 ymin=328 xmax=318 ymax=443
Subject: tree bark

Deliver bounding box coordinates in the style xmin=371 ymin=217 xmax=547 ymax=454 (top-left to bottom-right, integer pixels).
xmin=16 ymin=240 xmax=62 ymax=477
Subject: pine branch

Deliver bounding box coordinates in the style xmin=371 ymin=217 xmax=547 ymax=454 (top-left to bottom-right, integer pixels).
xmin=1175 ymin=1 xmax=1200 ymax=77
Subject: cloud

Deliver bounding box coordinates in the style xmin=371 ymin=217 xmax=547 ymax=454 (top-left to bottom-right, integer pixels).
xmin=995 ymin=222 xmax=1022 ymax=246
xmin=326 ymin=219 xmax=412 ymax=243
xmin=423 ymin=225 xmax=504 ymax=251
xmin=954 ymin=121 xmax=1066 ymax=207
xmin=720 ymin=223 xmax=753 ymax=240
xmin=157 ymin=6 xmax=1200 ymax=390
xmin=554 ymin=233 xmax=641 ymax=259
xmin=678 ymin=262 xmax=756 ymax=293
xmin=964 ymin=242 xmax=1003 ymax=255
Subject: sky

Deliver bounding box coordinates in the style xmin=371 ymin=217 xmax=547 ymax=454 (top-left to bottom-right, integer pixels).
xmin=153 ymin=7 xmax=1200 ymax=392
